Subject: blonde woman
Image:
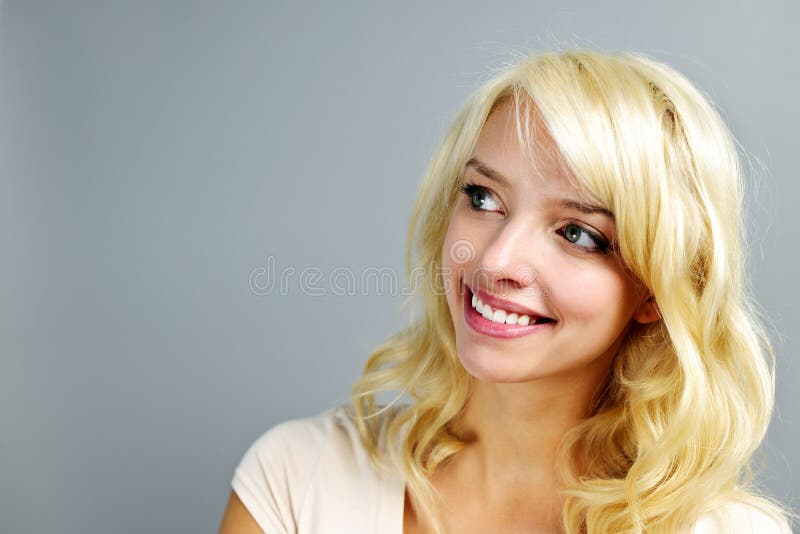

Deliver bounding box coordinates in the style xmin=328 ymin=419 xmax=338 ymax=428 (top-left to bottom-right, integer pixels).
xmin=219 ymin=50 xmax=792 ymax=533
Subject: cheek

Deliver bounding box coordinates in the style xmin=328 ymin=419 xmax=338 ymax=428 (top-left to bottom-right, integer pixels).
xmin=441 ymin=216 xmax=468 ymax=310
xmin=442 ymin=214 xmax=475 ymax=277
xmin=551 ymin=265 xmax=640 ymax=327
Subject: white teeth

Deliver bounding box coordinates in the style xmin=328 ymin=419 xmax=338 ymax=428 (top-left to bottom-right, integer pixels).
xmin=491 ymin=309 xmax=507 ymax=324
xmin=472 ymin=295 xmax=537 ymax=326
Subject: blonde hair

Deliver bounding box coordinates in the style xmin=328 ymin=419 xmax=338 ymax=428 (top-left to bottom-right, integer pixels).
xmin=350 ymin=50 xmax=789 ymax=532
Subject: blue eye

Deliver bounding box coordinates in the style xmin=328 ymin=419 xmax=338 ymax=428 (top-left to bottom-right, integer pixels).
xmin=460 ymin=183 xmax=501 ymax=212
xmin=560 ymin=223 xmax=610 ymax=253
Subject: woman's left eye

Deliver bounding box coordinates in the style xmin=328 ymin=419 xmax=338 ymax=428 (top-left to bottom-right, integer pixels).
xmin=559 ymin=223 xmax=610 ymax=253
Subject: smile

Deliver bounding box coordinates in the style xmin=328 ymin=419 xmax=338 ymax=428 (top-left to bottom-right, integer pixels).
xmin=463 ymin=286 xmax=556 ymax=339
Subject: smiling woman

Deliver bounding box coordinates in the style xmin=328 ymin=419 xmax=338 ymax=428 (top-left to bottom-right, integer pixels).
xmin=218 ymin=50 xmax=792 ymax=533
xmin=443 ymin=102 xmax=658 ymax=389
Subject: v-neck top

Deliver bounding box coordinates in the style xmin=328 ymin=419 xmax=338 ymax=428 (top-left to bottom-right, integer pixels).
xmin=230 ymin=405 xmax=790 ymax=533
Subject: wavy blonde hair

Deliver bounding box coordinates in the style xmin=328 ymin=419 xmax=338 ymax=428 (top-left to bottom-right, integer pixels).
xmin=350 ymin=50 xmax=788 ymax=533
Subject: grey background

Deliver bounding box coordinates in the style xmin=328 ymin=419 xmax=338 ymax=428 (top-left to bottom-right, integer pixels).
xmin=1 ymin=1 xmax=796 ymax=532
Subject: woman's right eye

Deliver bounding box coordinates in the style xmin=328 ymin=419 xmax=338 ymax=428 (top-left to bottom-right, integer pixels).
xmin=460 ymin=183 xmax=502 ymax=212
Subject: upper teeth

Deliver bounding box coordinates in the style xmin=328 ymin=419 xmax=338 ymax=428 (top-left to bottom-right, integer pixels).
xmin=471 ymin=294 xmax=537 ymax=325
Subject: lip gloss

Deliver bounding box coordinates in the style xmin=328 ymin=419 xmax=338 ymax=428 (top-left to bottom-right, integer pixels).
xmin=463 ymin=287 xmax=554 ymax=339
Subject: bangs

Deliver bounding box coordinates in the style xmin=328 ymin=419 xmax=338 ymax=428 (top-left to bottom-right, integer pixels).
xmin=500 ymin=84 xmax=617 ymax=223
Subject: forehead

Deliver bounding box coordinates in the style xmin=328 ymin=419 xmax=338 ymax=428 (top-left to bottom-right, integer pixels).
xmin=470 ymin=98 xmax=587 ymax=200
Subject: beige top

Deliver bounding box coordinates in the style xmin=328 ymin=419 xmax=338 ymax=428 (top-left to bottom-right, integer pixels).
xmin=231 ymin=405 xmax=790 ymax=533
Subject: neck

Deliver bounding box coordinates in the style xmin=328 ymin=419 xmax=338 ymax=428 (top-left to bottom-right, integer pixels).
xmin=450 ymin=368 xmax=610 ymax=487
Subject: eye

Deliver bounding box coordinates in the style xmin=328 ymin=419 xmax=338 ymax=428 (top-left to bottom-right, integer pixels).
xmin=559 ymin=223 xmax=610 ymax=253
xmin=460 ymin=183 xmax=502 ymax=212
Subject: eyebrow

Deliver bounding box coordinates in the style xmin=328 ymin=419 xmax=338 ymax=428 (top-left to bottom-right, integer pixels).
xmin=465 ymin=157 xmax=614 ymax=219
xmin=559 ymin=200 xmax=614 ymax=219
xmin=465 ymin=157 xmax=510 ymax=187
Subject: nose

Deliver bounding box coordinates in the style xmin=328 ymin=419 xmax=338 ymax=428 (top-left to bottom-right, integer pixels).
xmin=472 ymin=219 xmax=542 ymax=295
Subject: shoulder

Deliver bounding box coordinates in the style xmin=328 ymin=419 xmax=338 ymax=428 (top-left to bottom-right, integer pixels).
xmin=230 ymin=404 xmax=404 ymax=533
xmin=236 ymin=405 xmax=352 ymax=470
xmin=689 ymin=500 xmax=792 ymax=534
xmin=231 ymin=405 xmax=363 ymax=503
xmin=235 ymin=404 xmax=397 ymax=474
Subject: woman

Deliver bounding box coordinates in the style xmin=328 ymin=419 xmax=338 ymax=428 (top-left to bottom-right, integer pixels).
xmin=219 ymin=50 xmax=792 ymax=533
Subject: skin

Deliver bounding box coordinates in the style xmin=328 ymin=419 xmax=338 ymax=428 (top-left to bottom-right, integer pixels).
xmin=218 ymin=491 xmax=262 ymax=534
xmin=403 ymin=99 xmax=659 ymax=533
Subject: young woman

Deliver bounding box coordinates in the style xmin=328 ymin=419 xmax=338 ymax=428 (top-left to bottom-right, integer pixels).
xmin=219 ymin=50 xmax=792 ymax=533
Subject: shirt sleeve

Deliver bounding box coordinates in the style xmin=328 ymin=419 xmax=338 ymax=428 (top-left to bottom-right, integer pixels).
xmin=690 ymin=501 xmax=792 ymax=533
xmin=231 ymin=419 xmax=321 ymax=534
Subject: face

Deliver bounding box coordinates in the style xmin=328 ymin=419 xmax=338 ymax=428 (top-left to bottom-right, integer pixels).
xmin=441 ymin=99 xmax=656 ymax=385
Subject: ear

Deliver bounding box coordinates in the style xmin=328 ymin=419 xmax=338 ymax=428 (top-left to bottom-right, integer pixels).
xmin=633 ymin=296 xmax=661 ymax=324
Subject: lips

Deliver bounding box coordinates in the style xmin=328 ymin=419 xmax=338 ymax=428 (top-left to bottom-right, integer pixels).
xmin=462 ymin=287 xmax=555 ymax=339
xmin=468 ymin=285 xmax=555 ymax=323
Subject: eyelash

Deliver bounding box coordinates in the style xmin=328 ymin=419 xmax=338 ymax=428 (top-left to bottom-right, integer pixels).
xmin=458 ymin=182 xmax=612 ymax=254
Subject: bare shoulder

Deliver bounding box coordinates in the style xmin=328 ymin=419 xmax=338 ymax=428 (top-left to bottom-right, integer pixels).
xmin=218 ymin=490 xmax=262 ymax=534
xmin=690 ymin=500 xmax=792 ymax=533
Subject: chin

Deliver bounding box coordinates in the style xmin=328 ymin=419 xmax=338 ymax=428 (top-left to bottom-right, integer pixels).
xmin=457 ymin=348 xmax=547 ymax=384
